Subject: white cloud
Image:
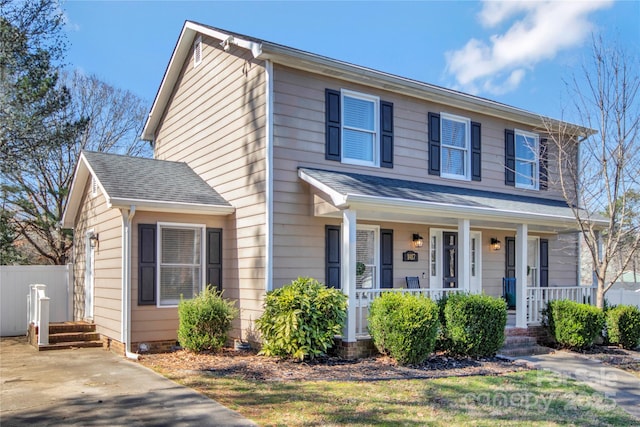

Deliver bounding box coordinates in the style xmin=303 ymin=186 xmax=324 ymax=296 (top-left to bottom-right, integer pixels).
xmin=445 ymin=0 xmax=612 ymax=96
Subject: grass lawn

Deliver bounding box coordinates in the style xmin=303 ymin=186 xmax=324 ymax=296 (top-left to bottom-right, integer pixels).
xmin=158 ymin=369 xmax=636 ymax=426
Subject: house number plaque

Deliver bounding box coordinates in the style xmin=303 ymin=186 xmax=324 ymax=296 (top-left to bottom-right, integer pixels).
xmin=403 ymin=251 xmax=418 ymax=262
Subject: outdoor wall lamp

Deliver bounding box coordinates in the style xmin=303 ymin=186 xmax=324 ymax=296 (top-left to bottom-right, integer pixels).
xmin=490 ymin=238 xmax=501 ymax=251
xmin=89 ymin=233 xmax=99 ymax=248
xmin=412 ymin=234 xmax=424 ymax=248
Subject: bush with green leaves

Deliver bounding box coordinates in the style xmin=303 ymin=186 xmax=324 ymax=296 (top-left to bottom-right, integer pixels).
xmin=546 ymin=300 xmax=604 ymax=350
xmin=177 ymin=287 xmax=238 ymax=352
xmin=443 ymin=293 xmax=507 ymax=357
xmin=256 ymin=277 xmax=347 ymax=361
xmin=368 ymin=292 xmax=440 ymax=365
xmin=606 ymin=305 xmax=640 ymax=349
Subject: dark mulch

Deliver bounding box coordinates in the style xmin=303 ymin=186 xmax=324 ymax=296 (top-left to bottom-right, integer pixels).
xmin=572 ymin=345 xmax=640 ymax=375
xmin=139 ymin=348 xmax=529 ymax=382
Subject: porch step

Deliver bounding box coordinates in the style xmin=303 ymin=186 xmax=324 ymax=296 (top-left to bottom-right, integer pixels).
xmin=497 ymin=329 xmax=553 ymax=358
xmin=37 ymin=341 xmax=104 ymax=351
xmin=49 ymin=331 xmax=100 ymax=344
xmin=48 ymin=321 xmax=96 ymax=334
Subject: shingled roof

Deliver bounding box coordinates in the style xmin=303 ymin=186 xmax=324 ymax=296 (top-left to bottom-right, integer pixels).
xmin=298 ymin=167 xmax=606 ymax=229
xmin=62 ymin=151 xmax=233 ymax=227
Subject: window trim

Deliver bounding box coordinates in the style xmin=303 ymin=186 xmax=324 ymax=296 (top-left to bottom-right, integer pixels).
xmin=156 ymin=222 xmax=206 ymax=308
xmin=340 ymin=89 xmax=380 ymax=168
xmin=514 ymin=129 xmax=539 ymax=190
xmin=440 ymin=112 xmax=471 ymax=181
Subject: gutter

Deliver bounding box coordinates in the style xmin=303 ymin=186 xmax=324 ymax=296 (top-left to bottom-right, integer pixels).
xmin=120 ymin=206 xmax=138 ymax=360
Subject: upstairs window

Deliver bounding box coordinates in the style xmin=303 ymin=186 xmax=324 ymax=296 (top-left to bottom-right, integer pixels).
xmin=515 ymin=129 xmax=539 ymax=189
xmin=325 ymin=89 xmax=394 ymax=168
xmin=441 ymin=113 xmax=470 ymax=180
xmin=341 ymin=90 xmax=379 ymax=167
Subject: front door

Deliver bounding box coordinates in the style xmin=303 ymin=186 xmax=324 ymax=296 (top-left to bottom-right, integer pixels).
xmin=85 ymin=232 xmax=95 ymax=319
xmin=442 ymin=232 xmax=458 ymax=288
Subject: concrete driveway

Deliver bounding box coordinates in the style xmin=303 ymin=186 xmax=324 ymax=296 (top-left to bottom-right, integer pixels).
xmin=0 ymin=337 xmax=256 ymax=426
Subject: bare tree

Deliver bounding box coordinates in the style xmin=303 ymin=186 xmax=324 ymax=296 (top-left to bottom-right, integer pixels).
xmin=3 ymin=71 xmax=150 ymax=264
xmin=542 ymin=36 xmax=640 ymax=308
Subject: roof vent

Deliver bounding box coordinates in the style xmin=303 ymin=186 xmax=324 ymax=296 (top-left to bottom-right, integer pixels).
xmin=193 ymin=35 xmax=202 ymax=67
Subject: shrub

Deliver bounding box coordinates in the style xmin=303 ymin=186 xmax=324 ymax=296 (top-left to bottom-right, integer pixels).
xmin=606 ymin=305 xmax=640 ymax=349
xmin=256 ymin=277 xmax=347 ymax=361
xmin=368 ymin=292 xmax=440 ymax=365
xmin=546 ymin=300 xmax=604 ymax=350
xmin=177 ymin=287 xmax=238 ymax=352
xmin=435 ymin=293 xmax=452 ymax=351
xmin=443 ymin=293 xmax=507 ymax=357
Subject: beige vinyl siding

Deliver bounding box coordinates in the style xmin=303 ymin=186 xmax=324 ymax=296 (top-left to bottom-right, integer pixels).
xmin=152 ymin=35 xmax=267 ymax=339
xmin=72 ymin=177 xmax=122 ymax=341
xmin=272 ymin=65 xmax=566 ymax=199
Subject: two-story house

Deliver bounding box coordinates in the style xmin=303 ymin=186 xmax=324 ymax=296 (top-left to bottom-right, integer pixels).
xmin=62 ymin=21 xmax=601 ymax=357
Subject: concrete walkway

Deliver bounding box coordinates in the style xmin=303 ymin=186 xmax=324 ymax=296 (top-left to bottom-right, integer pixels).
xmin=0 ymin=337 xmax=256 ymax=426
xmin=514 ymin=350 xmax=640 ymax=420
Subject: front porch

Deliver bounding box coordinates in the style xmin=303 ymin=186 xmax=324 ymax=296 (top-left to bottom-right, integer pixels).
xmin=351 ymin=286 xmax=597 ymax=338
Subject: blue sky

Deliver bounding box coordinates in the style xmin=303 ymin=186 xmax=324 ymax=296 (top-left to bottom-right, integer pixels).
xmin=62 ymin=1 xmax=639 ymax=121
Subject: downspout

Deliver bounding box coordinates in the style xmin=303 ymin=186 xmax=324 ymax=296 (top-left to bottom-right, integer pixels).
xmin=121 ymin=205 xmax=137 ymax=360
xmin=265 ymin=60 xmax=273 ymax=292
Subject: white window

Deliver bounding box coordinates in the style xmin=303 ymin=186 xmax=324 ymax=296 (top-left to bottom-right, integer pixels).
xmin=193 ymin=36 xmax=202 ymax=67
xmin=515 ymin=129 xmax=539 ymax=189
xmin=157 ymin=223 xmax=205 ymax=307
xmin=441 ymin=113 xmax=471 ymax=180
xmin=342 ymin=90 xmax=379 ymax=167
xmin=356 ymin=226 xmax=379 ymax=289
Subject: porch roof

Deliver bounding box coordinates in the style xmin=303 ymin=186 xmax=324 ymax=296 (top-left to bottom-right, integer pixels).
xmin=62 ymin=151 xmax=234 ymax=227
xmin=298 ymin=168 xmax=605 ymax=230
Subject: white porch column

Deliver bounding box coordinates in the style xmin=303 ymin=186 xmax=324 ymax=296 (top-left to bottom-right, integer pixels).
xmin=515 ymin=223 xmax=528 ymax=328
xmin=342 ymin=209 xmax=357 ymax=342
xmin=458 ymin=219 xmax=470 ymax=292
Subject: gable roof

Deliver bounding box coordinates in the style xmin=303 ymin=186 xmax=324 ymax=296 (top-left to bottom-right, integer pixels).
xmin=141 ymin=20 xmax=594 ymax=142
xmin=298 ymin=167 xmax=607 ymax=230
xmin=62 ymin=151 xmax=233 ymax=228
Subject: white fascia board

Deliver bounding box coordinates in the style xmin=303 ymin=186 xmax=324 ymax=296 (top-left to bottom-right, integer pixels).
xmin=61 ymin=153 xmax=109 ymax=228
xmin=109 ymin=198 xmax=235 ymax=216
xmin=141 ymin=22 xmax=262 ymax=141
xmin=344 ymin=193 xmax=596 ymax=228
xmin=297 ymin=169 xmax=348 ymax=207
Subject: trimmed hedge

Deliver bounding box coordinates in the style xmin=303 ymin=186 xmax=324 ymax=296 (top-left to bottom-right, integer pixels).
xmin=443 ymin=293 xmax=507 ymax=357
xmin=368 ymin=292 xmax=439 ymax=365
xmin=256 ymin=277 xmax=347 ymax=361
xmin=546 ymin=300 xmax=604 ymax=350
xmin=177 ymin=287 xmax=238 ymax=352
xmin=606 ymin=305 xmax=640 ymax=349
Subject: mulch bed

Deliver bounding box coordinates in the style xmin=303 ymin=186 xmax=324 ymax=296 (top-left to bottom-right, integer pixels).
xmin=571 ymin=345 xmax=640 ymax=375
xmin=139 ymin=349 xmax=529 ymax=382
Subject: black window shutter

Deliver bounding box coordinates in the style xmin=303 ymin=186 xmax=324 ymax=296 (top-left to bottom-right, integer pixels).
xmin=325 ymin=225 xmax=341 ymax=289
xmin=380 ymin=229 xmax=393 ymax=289
xmin=380 ymin=100 xmax=394 ymax=168
xmin=539 ymin=138 xmax=548 ymax=190
xmin=471 ymin=121 xmax=482 ymax=181
xmin=505 ymin=129 xmax=515 ymax=186
xmin=138 ymin=224 xmax=157 ymax=305
xmin=206 ymin=228 xmax=223 ymax=292
xmin=540 ymin=238 xmax=549 ymax=287
xmin=325 ymin=89 xmax=341 ymax=161
xmin=428 ymin=112 xmax=441 ymax=175
xmin=505 ymin=237 xmax=516 ymax=279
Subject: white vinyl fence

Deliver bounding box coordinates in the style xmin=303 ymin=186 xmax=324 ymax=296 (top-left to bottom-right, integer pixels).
xmin=0 ymin=265 xmax=73 ymax=336
xmin=605 ymin=288 xmax=640 ymax=309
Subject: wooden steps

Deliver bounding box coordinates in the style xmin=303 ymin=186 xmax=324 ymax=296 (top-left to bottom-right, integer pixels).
xmin=34 ymin=321 xmax=103 ymax=351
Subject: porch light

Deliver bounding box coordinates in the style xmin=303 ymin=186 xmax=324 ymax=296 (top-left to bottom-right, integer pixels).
xmin=490 ymin=238 xmax=501 ymax=251
xmin=412 ymin=234 xmax=424 ymax=248
xmin=89 ymin=233 xmax=99 ymax=248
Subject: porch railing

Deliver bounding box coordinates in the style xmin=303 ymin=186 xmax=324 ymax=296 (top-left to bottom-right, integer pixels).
xmin=354 ymin=288 xmax=462 ymax=337
xmin=353 ymin=286 xmax=597 ymax=337
xmin=526 ymin=286 xmax=596 ymax=325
